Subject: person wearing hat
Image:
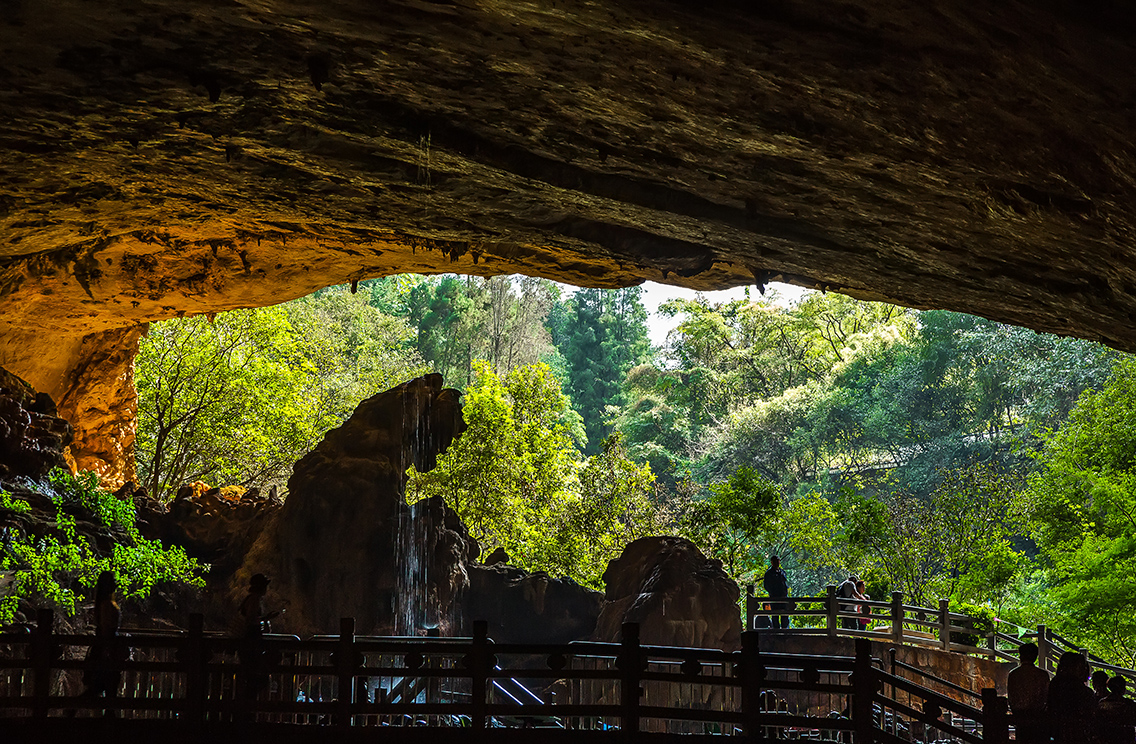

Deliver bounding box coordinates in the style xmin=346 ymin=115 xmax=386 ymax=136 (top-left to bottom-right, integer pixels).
xmin=239 ymin=573 xmax=280 ymax=638
xmin=237 ymin=573 xmax=281 ymax=706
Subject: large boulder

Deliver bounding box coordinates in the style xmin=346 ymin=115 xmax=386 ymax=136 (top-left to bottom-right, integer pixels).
xmin=465 ymin=563 xmax=603 ymax=645
xmin=594 ymin=536 xmax=742 ymax=651
xmin=234 ymin=373 xmax=467 ymax=636
xmin=136 ymin=484 xmax=282 ymax=581
xmin=0 ymin=368 xmax=72 ymax=481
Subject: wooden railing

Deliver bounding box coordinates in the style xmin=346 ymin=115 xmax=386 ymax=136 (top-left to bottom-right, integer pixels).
xmin=0 ymin=608 xmax=1017 ymax=741
xmin=747 ymin=585 xmax=1008 ymax=657
xmin=749 ymin=585 xmax=1136 ymax=697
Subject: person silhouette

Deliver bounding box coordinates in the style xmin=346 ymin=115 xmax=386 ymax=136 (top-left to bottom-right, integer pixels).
xmin=1008 ymin=643 xmax=1050 ymax=744
xmin=83 ymin=571 xmax=122 ymax=715
xmin=762 ymin=556 xmax=791 ymax=630
xmin=237 ymin=573 xmax=281 ymax=706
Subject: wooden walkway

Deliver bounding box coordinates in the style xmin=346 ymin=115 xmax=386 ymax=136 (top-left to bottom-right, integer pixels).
xmin=747 ymin=585 xmax=1136 ymax=682
xmin=0 ymin=609 xmax=1014 ymax=742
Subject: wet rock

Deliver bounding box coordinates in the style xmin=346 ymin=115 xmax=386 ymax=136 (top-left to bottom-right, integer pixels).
xmin=465 ymin=563 xmax=603 ymax=645
xmin=235 ymin=373 xmax=467 ymax=636
xmin=593 ymin=536 xmax=742 ymax=651
xmin=0 ymin=367 xmax=71 ymax=480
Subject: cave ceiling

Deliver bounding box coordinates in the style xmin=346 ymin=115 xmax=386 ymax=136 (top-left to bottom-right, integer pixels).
xmin=2 ymin=0 xmax=1136 ymax=364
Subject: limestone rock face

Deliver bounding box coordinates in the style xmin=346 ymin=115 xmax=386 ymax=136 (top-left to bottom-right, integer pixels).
xmin=465 ymin=564 xmax=603 ymax=645
xmin=4 ymin=0 xmax=1136 ymax=485
xmin=136 ymin=485 xmax=282 ymax=581
xmin=0 ymin=368 xmax=72 ymax=480
xmin=594 ymin=536 xmax=742 ymax=651
xmin=235 ymin=373 xmax=467 ymax=636
xmin=53 ymin=328 xmax=145 ymax=489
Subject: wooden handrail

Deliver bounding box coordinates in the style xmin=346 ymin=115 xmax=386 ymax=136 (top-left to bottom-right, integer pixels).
xmin=0 ymin=609 xmax=1029 ymax=740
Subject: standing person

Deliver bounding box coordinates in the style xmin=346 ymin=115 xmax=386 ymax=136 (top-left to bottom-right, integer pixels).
xmin=762 ymin=556 xmax=791 ymax=630
xmin=836 ymin=575 xmax=859 ymax=630
xmin=1048 ymin=651 xmax=1097 ymax=744
xmin=1093 ymin=670 xmax=1111 ymax=700
xmin=237 ymin=573 xmax=281 ymax=704
xmin=1094 ymin=676 xmax=1136 ymax=744
xmin=1008 ymin=643 xmax=1050 ymax=744
xmin=855 ymin=580 xmax=871 ymax=631
xmin=83 ymin=571 xmax=123 ymax=713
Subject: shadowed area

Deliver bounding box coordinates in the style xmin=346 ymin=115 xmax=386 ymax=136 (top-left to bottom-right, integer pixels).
xmin=2 ymin=0 xmax=1136 ymax=478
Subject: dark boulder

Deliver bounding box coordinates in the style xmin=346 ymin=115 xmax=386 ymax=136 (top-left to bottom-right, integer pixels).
xmin=0 ymin=367 xmax=71 ymax=481
xmin=594 ymin=536 xmax=742 ymax=651
xmin=235 ymin=373 xmax=467 ymax=636
xmin=465 ymin=563 xmax=603 ymax=645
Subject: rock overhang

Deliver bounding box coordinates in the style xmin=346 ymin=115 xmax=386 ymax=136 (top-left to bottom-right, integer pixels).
xmin=1 ymin=0 xmax=1136 ymax=482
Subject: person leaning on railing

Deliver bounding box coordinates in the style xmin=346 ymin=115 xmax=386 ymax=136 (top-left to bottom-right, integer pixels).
xmin=835 ymin=575 xmax=859 ymax=631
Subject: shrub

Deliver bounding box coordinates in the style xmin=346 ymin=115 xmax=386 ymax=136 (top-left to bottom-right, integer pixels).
xmin=0 ymin=469 xmax=207 ymax=624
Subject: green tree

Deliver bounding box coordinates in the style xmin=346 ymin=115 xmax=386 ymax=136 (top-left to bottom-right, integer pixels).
xmin=555 ymin=287 xmax=651 ymax=452
xmin=839 ymin=463 xmax=1025 ymax=607
xmin=1028 ymin=358 xmax=1136 ymax=664
xmin=679 ymin=466 xmax=780 ymax=580
xmin=135 ymin=308 xmax=317 ymax=498
xmin=136 ymin=295 xmax=426 ymax=499
xmin=407 ymin=362 xmax=657 ymax=587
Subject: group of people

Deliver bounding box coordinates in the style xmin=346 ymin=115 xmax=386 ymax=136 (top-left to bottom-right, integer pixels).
xmin=836 ymin=573 xmax=873 ymax=630
xmin=758 ymin=558 xmax=873 ymax=631
xmin=1009 ymin=643 xmax=1136 ymax=743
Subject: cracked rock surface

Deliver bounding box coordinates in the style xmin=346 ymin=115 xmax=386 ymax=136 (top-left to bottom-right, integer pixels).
xmin=1 ymin=0 xmax=1135 ymax=477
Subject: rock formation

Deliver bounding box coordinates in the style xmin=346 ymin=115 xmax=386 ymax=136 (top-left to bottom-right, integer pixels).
xmin=0 ymin=368 xmax=72 ymax=481
xmin=233 ymin=373 xmax=468 ymax=636
xmin=594 ymin=536 xmax=742 ymax=651
xmin=2 ymin=1 xmax=1136 ymax=484
xmin=465 ymin=564 xmax=603 ymax=645
xmin=136 ymin=484 xmax=282 ymax=582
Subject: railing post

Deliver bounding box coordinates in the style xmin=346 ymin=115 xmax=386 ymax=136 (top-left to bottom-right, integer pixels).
xmin=890 ymin=592 xmax=904 ymax=644
xmin=470 ymin=619 xmax=489 ymax=729
xmin=1036 ymin=625 xmax=1050 ymax=673
xmin=746 ymin=584 xmax=755 ymax=631
xmin=852 ymin=638 xmax=876 ymax=743
xmin=185 ymin=613 xmax=206 ymax=724
xmin=982 ymin=688 xmax=1009 ymax=744
xmin=826 ymin=585 xmax=838 ymax=637
xmin=988 ymin=625 xmax=998 ymax=660
xmin=31 ymin=608 xmax=54 ymax=720
xmin=336 ymin=617 xmax=356 ymax=729
xmin=619 ymin=622 xmax=642 ymax=737
xmin=740 ymin=630 xmax=765 ymax=743
xmin=938 ymin=599 xmax=951 ymax=651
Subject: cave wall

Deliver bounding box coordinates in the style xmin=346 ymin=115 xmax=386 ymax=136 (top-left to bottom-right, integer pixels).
xmin=2 ymin=0 xmax=1136 ymax=481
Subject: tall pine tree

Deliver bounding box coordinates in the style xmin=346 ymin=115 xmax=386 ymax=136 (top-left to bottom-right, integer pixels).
xmin=555 ymin=287 xmax=651 ymax=452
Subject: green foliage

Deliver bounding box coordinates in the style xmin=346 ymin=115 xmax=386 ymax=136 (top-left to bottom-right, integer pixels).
xmin=136 ymin=295 xmax=427 ymax=498
xmin=553 ymin=287 xmax=652 ymax=453
xmin=0 ymin=470 xmax=206 ymax=624
xmin=680 ymin=467 xmax=780 ymax=578
xmin=407 ymin=362 xmax=661 ymax=588
xmin=1028 ymin=358 xmax=1136 ymax=664
xmin=838 ymin=463 xmax=1025 ymax=608
xmin=950 ymin=601 xmax=997 ymax=648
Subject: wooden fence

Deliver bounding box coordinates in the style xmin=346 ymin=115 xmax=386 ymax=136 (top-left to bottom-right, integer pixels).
xmin=0 ymin=608 xmax=1013 ymax=742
